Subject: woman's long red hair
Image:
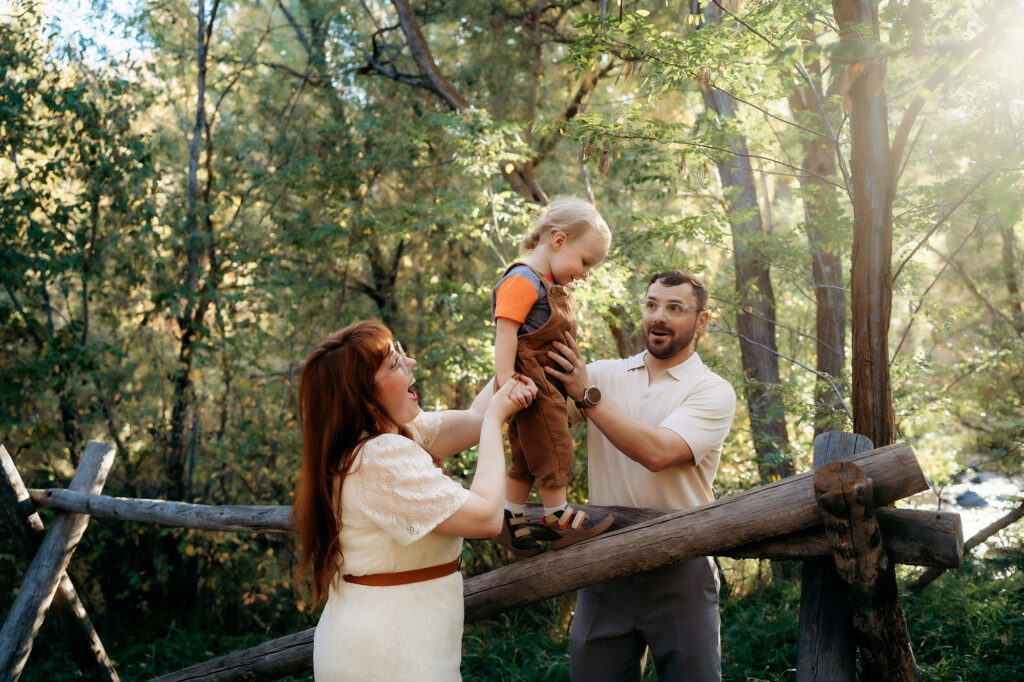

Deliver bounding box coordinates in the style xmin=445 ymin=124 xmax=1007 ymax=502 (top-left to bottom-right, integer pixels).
xmin=291 ymin=321 xmax=410 ymax=604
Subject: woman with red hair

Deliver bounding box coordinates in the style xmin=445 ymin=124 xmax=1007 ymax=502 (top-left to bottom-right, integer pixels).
xmin=292 ymin=320 xmax=535 ymax=680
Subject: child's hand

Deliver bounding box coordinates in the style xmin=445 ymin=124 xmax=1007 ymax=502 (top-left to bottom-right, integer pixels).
xmin=487 ymin=374 xmax=539 ymax=420
xmin=508 ymin=375 xmax=537 ymax=409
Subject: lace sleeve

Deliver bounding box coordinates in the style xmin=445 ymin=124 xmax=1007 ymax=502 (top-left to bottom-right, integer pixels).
xmin=352 ymin=434 xmax=470 ymax=545
xmin=406 ymin=410 xmax=442 ymax=449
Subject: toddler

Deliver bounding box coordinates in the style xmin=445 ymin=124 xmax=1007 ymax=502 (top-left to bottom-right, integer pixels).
xmin=491 ymin=197 xmax=614 ymax=557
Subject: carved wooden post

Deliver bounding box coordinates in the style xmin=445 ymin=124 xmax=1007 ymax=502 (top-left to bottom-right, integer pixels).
xmin=815 ymin=460 xmax=919 ymax=681
xmin=0 ymin=445 xmax=120 ymax=682
xmin=0 ymin=442 xmax=116 ymax=681
xmin=797 ymin=430 xmax=871 ymax=681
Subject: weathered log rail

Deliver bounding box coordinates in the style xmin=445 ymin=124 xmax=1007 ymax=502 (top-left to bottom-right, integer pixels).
xmin=463 ymin=442 xmax=929 ymax=620
xmin=0 ymin=436 xmax=979 ymax=682
xmin=146 ymin=440 xmax=939 ymax=682
xmin=27 ymin=488 xmax=292 ymax=534
xmin=25 ymin=489 xmax=962 ymax=568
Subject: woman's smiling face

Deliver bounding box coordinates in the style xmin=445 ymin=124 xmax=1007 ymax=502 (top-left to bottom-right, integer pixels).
xmin=373 ymin=339 xmax=420 ymax=428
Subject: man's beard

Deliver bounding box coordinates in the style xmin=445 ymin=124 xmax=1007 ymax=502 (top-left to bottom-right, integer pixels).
xmin=643 ymin=320 xmax=698 ymax=360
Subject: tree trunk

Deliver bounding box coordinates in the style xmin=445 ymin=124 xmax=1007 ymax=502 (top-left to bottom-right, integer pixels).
xmin=698 ymin=1 xmax=792 ymax=482
xmin=167 ymin=333 xmax=199 ymax=501
xmin=1001 ymin=222 xmax=1024 ymax=331
xmin=168 ymin=0 xmax=219 ymax=499
xmin=160 ymin=0 xmax=217 ymax=625
xmin=390 ymin=0 xmax=546 ymax=203
xmin=788 ymin=42 xmax=848 ymax=435
xmin=352 ymin=239 xmax=407 ymax=327
xmin=56 ymin=377 xmax=85 ymax=467
xmin=832 ymin=0 xmax=895 ymax=447
xmin=606 ymin=304 xmax=645 ymax=358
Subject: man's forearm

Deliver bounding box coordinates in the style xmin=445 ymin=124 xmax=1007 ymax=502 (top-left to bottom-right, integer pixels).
xmin=585 ymin=400 xmax=693 ymax=471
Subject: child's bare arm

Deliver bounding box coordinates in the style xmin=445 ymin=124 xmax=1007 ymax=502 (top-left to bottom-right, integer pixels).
xmin=494 ymin=317 xmax=520 ymax=386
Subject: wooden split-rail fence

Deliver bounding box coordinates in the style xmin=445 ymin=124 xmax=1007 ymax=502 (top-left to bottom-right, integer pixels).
xmin=0 ymin=433 xmax=965 ymax=681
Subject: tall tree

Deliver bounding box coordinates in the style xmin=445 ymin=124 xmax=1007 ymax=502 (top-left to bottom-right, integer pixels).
xmin=695 ymin=0 xmax=792 ymax=481
xmin=832 ymin=0 xmax=894 ymax=448
xmin=164 ymin=0 xmax=216 ymax=502
xmin=787 ymin=28 xmax=849 ymax=435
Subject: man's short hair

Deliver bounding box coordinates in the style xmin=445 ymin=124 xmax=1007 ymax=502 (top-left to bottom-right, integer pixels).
xmin=647 ymin=270 xmax=709 ymax=310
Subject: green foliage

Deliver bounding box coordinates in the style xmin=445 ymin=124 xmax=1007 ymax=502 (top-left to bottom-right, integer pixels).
xmin=21 ymin=555 xmax=1022 ymax=680
xmin=456 ymin=557 xmax=1024 ymax=681
xmin=1 ymin=1 xmax=158 ymax=473
xmin=24 ymin=618 xmax=315 ymax=681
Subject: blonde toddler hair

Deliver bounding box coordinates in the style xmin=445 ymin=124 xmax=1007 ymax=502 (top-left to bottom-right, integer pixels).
xmin=522 ymin=197 xmax=611 ymax=253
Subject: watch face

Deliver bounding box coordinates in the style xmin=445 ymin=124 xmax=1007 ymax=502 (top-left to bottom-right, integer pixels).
xmin=585 ymin=386 xmax=602 ymax=406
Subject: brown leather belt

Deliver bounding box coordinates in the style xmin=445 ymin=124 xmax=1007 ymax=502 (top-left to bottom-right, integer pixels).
xmin=343 ymin=557 xmax=461 ymax=587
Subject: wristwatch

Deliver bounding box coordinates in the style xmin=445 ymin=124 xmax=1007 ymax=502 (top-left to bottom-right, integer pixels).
xmin=577 ymin=385 xmax=602 ymax=409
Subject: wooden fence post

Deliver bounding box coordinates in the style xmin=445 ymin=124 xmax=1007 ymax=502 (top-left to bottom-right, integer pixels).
xmin=0 ymin=442 xmax=116 ymax=681
xmin=0 ymin=445 xmax=120 ymax=682
xmin=796 ymin=430 xmax=872 ymax=681
xmin=815 ymin=460 xmax=919 ymax=681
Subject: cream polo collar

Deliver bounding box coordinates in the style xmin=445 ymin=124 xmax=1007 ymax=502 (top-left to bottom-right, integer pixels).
xmin=627 ymin=350 xmax=703 ymax=379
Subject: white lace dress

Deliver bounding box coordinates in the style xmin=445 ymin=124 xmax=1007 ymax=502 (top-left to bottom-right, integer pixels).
xmin=313 ymin=412 xmax=471 ymax=681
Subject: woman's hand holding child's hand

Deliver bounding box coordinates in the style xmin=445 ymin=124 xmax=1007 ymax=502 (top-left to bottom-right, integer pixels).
xmin=488 ymin=374 xmax=538 ymax=420
xmin=507 ymin=374 xmax=538 ymax=409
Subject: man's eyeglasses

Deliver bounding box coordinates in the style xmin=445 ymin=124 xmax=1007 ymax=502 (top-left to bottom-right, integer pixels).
xmin=640 ymin=298 xmax=702 ymax=318
xmin=375 ymin=339 xmax=410 ymax=382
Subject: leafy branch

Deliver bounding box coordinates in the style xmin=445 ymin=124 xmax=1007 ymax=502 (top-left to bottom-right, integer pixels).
xmin=710 ymin=322 xmax=852 ymax=421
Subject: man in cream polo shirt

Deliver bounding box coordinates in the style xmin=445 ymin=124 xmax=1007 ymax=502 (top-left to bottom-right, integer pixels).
xmin=544 ymin=270 xmax=737 ymax=682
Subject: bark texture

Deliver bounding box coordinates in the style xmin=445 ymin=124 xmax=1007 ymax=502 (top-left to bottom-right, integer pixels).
xmin=815 ymin=460 xmax=919 ymax=681
xmin=0 ymin=442 xmax=116 ymax=681
xmin=788 ymin=44 xmax=848 ymax=434
xmin=832 ymin=0 xmax=895 ymax=447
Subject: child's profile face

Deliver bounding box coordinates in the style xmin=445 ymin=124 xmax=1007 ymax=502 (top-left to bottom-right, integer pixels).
xmin=547 ymin=228 xmax=609 ymax=286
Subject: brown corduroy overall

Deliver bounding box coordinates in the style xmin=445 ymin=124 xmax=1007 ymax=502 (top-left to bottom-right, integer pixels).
xmin=498 ymin=263 xmax=578 ymax=489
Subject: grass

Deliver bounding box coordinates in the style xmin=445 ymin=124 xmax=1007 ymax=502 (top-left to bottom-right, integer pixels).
xmin=462 ymin=599 xmax=573 ymax=682
xmin=907 ymin=556 xmax=1024 ymax=681
xmin=720 ymin=575 xmax=800 ymax=681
